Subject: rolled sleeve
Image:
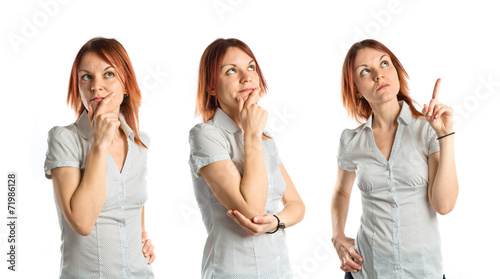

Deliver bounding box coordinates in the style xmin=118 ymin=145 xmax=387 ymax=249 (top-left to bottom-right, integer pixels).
xmin=337 ymin=129 xmax=356 ymax=172
xmin=44 ymin=126 xmax=81 ymax=179
xmin=189 ymin=124 xmax=231 ymax=178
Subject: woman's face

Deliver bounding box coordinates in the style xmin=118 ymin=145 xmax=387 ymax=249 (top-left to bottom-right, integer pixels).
xmin=78 ymin=52 xmax=125 ymax=115
xmin=215 ymin=47 xmax=259 ymax=114
xmin=353 ymin=48 xmax=400 ymax=105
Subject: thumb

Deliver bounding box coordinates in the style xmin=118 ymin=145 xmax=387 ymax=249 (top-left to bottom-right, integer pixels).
xmin=253 ymin=214 xmax=274 ymax=224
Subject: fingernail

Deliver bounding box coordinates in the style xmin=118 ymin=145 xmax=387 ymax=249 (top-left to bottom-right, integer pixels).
xmin=145 ymin=253 xmax=149 ymax=257
xmin=254 ymin=217 xmax=259 ymax=222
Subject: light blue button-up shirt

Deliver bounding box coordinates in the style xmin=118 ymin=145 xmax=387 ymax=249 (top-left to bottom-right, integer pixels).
xmin=189 ymin=108 xmax=291 ymax=279
xmin=338 ymin=102 xmax=442 ymax=279
xmin=45 ymin=111 xmax=154 ymax=279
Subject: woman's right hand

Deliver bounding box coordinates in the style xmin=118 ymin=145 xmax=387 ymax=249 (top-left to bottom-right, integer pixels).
xmin=332 ymin=235 xmax=363 ymax=273
xmin=238 ymin=88 xmax=268 ymax=137
xmin=88 ymin=93 xmax=121 ymax=150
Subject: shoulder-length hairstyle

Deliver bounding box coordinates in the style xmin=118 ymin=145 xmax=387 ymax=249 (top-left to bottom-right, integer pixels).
xmin=341 ymin=39 xmax=423 ymax=123
xmin=67 ymin=37 xmax=146 ymax=148
xmin=196 ymin=38 xmax=268 ymax=122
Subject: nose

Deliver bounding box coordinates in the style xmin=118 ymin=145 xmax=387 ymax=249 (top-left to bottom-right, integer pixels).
xmin=373 ymin=69 xmax=384 ymax=81
xmin=91 ymin=76 xmax=104 ymax=92
xmin=240 ymin=70 xmax=253 ymax=83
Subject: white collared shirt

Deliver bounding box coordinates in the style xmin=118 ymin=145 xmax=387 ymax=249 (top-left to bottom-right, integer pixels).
xmin=338 ymin=101 xmax=442 ymax=279
xmin=189 ymin=108 xmax=291 ymax=279
xmin=44 ymin=111 xmax=154 ymax=279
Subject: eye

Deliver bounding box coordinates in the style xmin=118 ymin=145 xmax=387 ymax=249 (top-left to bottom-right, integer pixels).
xmin=248 ymin=65 xmax=256 ymax=71
xmin=360 ymin=69 xmax=370 ymax=76
xmin=381 ymin=61 xmax=389 ymax=67
xmin=226 ymin=68 xmax=236 ymax=75
xmin=104 ymin=71 xmax=114 ymax=78
xmin=81 ymin=74 xmax=91 ymax=81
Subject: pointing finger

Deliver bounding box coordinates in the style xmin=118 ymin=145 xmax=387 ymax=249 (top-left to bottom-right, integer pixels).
xmin=432 ymin=78 xmax=441 ymax=100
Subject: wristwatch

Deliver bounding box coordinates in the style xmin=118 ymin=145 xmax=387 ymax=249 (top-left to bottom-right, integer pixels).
xmin=266 ymin=215 xmax=285 ymax=234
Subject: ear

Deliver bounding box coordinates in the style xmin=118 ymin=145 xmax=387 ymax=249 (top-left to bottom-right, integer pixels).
xmin=355 ymin=90 xmax=363 ymax=99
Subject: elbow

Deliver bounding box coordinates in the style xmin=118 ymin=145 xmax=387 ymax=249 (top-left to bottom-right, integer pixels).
xmin=246 ymin=207 xmax=267 ymax=220
xmin=70 ymin=220 xmax=95 ymax=236
xmin=297 ymin=201 xmax=306 ymax=223
xmin=434 ymin=203 xmax=456 ymax=215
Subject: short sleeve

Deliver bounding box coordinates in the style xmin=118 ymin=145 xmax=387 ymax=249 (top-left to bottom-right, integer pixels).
xmin=44 ymin=126 xmax=81 ymax=179
xmin=337 ymin=129 xmax=356 ymax=172
xmin=427 ymin=124 xmax=440 ymax=156
xmin=189 ymin=124 xmax=231 ymax=178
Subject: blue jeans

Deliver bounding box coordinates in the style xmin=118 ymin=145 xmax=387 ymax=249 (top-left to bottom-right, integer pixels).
xmin=344 ymin=273 xmax=446 ymax=278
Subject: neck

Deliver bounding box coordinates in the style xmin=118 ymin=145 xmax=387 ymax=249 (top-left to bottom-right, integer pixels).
xmin=370 ymin=99 xmax=401 ymax=130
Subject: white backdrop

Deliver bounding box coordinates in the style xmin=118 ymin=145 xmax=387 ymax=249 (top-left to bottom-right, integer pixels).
xmin=1 ymin=0 xmax=499 ymax=278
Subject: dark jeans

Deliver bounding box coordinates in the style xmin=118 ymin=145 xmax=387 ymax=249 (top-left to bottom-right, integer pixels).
xmin=344 ymin=272 xmax=446 ymax=278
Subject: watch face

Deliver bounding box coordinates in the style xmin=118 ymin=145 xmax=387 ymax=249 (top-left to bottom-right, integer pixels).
xmin=278 ymin=222 xmax=285 ymax=229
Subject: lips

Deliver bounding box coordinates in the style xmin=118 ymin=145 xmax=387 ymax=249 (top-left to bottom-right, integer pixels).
xmin=90 ymin=96 xmax=104 ymax=103
xmin=377 ymin=83 xmax=390 ymax=91
xmin=238 ymin=88 xmax=254 ymax=94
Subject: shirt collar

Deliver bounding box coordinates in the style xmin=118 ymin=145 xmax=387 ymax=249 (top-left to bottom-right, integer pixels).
xmin=76 ymin=110 xmax=135 ymax=140
xmin=363 ymin=101 xmax=411 ymax=130
xmin=213 ymin=107 xmax=241 ymax=134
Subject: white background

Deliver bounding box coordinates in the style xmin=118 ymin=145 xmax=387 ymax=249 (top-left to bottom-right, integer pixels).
xmin=1 ymin=0 xmax=499 ymax=278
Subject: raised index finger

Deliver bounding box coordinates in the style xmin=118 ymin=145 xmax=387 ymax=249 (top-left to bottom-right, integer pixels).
xmin=432 ymin=78 xmax=441 ymax=100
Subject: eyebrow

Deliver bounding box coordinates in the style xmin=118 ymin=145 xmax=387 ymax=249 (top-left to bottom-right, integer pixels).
xmin=354 ymin=55 xmax=388 ymax=71
xmin=78 ymin=65 xmax=114 ymax=74
xmin=221 ymin=60 xmax=255 ymax=69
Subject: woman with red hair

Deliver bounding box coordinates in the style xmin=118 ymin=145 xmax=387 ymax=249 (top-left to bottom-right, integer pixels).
xmin=331 ymin=39 xmax=458 ymax=279
xmin=44 ymin=37 xmax=155 ymax=278
xmin=189 ymin=38 xmax=305 ymax=278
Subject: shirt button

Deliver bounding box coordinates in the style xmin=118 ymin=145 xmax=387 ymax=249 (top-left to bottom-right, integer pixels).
xmin=119 ymin=223 xmax=124 ymax=228
xmin=118 ymin=206 xmax=123 ymax=212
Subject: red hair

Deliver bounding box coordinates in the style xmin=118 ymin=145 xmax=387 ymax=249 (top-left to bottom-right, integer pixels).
xmin=67 ymin=37 xmax=146 ymax=148
xmin=341 ymin=39 xmax=423 ymax=123
xmin=196 ymin=38 xmax=268 ymax=122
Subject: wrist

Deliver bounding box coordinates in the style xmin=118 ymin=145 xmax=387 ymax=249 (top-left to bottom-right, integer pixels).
xmin=244 ymin=132 xmax=263 ymax=142
xmin=437 ymin=131 xmax=455 ymax=140
xmin=266 ymin=215 xmax=285 ymax=234
xmin=331 ymin=232 xmax=346 ymax=243
xmin=90 ymin=142 xmax=108 ymax=156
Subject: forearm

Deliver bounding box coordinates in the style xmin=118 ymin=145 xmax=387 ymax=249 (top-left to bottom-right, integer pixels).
xmin=331 ymin=190 xmax=351 ymax=241
xmin=429 ymin=136 xmax=459 ymax=214
xmin=276 ymin=200 xmax=305 ymax=229
xmin=69 ymin=144 xmax=107 ymax=231
xmin=240 ymin=134 xmax=268 ymax=217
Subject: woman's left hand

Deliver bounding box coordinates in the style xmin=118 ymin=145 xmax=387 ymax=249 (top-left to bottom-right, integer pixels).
xmin=227 ymin=210 xmax=277 ymax=236
xmin=422 ymin=78 xmax=454 ymax=137
xmin=141 ymin=232 xmax=156 ymax=264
